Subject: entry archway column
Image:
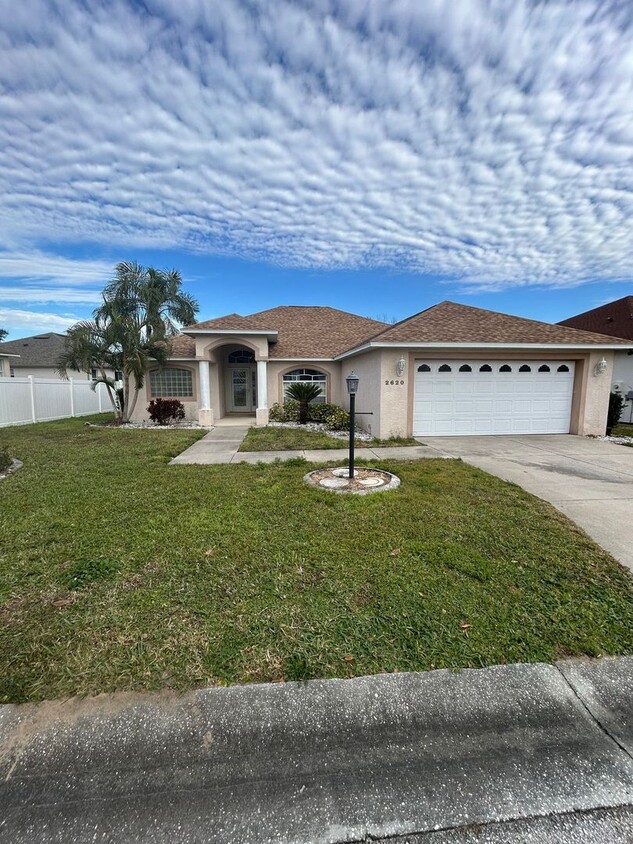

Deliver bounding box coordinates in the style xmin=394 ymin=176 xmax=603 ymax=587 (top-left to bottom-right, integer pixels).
xmin=198 ymin=359 xmax=214 ymax=426
xmin=256 ymin=359 xmax=269 ymax=426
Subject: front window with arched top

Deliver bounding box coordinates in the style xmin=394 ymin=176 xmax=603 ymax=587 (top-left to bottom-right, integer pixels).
xmin=228 ymin=348 xmax=255 ymax=364
xmin=150 ymin=367 xmax=194 ymax=398
xmin=283 ymin=368 xmax=327 ymax=403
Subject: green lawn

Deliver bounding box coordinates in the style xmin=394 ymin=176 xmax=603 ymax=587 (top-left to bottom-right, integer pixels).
xmin=612 ymin=423 xmax=633 ymax=444
xmin=0 ymin=416 xmax=632 ymax=704
xmin=240 ymin=425 xmax=418 ymax=451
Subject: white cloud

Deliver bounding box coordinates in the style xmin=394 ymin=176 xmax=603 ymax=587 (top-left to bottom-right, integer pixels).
xmin=0 ymin=308 xmax=79 ymax=333
xmin=0 ymin=250 xmax=111 ymax=286
xmin=0 ymin=286 xmax=102 ymax=304
xmin=0 ymin=0 xmax=631 ymax=289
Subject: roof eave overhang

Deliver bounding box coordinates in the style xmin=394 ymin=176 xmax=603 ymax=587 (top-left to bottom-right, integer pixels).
xmin=335 ymin=341 xmax=632 ymax=360
xmin=0 ymin=353 xmax=20 ymax=358
xmin=183 ymin=329 xmax=279 ymax=340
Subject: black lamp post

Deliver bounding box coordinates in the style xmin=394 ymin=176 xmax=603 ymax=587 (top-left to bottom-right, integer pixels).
xmin=346 ymin=370 xmax=359 ymax=479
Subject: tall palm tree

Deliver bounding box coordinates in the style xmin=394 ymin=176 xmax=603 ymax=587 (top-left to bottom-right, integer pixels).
xmin=62 ymin=262 xmax=199 ymax=422
xmin=285 ymin=382 xmax=322 ymax=424
xmin=93 ymin=262 xmax=198 ymax=421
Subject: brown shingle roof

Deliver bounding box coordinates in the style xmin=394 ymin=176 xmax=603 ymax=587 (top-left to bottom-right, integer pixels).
xmin=558 ymin=295 xmax=633 ymax=341
xmin=187 ymin=306 xmax=388 ymax=358
xmin=362 ymin=301 xmax=630 ymax=347
xmin=190 ymin=313 xmax=265 ymax=331
xmin=169 ymin=335 xmax=196 ymax=357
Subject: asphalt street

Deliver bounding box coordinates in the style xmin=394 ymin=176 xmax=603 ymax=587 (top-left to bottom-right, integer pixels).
xmin=1 ymin=657 xmax=632 ymax=842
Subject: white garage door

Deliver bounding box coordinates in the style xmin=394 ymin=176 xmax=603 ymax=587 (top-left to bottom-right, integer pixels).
xmin=413 ymin=360 xmax=575 ymax=436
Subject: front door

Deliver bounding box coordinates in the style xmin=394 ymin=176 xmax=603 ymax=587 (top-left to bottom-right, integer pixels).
xmin=229 ymin=367 xmax=256 ymax=412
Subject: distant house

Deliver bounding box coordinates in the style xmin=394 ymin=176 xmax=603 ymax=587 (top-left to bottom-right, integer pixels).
xmin=0 ymin=332 xmax=117 ymax=382
xmin=129 ymin=301 xmax=627 ymax=437
xmin=560 ymin=295 xmax=633 ymax=422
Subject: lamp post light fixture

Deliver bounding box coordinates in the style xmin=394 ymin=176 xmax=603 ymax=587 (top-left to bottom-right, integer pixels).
xmin=345 ymin=371 xmax=360 ymax=479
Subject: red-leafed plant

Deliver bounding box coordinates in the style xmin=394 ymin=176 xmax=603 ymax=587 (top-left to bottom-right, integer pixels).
xmin=147 ymin=398 xmax=186 ymax=426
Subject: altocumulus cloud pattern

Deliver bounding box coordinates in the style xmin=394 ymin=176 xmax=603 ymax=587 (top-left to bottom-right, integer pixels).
xmin=1 ymin=0 xmax=632 ymax=289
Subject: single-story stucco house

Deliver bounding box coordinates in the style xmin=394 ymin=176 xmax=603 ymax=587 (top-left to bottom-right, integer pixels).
xmin=559 ymin=295 xmax=633 ymax=423
xmin=131 ymin=301 xmax=630 ymax=437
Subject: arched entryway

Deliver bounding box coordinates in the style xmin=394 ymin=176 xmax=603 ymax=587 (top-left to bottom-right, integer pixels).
xmin=226 ymin=347 xmax=257 ymax=412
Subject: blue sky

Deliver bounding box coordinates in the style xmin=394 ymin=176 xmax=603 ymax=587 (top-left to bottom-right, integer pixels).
xmin=0 ymin=0 xmax=631 ymax=337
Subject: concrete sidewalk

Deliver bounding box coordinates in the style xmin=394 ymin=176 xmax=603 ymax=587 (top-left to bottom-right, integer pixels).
xmin=1 ymin=657 xmax=632 ymax=842
xmin=170 ymin=427 xmax=440 ymax=465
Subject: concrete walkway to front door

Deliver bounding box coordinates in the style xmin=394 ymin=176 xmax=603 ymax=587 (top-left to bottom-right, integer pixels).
xmin=170 ymin=423 xmax=251 ymax=465
xmin=422 ymin=435 xmax=633 ymax=572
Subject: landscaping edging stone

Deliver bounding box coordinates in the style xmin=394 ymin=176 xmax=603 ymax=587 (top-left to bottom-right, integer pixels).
xmin=0 ymin=458 xmax=22 ymax=481
xmin=304 ymin=466 xmax=400 ymax=494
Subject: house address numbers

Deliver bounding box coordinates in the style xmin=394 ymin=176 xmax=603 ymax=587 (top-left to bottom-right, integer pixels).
xmin=385 ymin=380 xmax=405 ymax=385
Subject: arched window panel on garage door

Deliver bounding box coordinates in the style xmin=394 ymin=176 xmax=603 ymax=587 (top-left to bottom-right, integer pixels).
xmin=417 ymin=364 xmax=431 ymax=372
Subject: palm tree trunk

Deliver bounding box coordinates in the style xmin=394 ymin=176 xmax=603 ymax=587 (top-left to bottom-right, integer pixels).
xmin=299 ymin=400 xmax=308 ymax=424
xmin=122 ymin=375 xmax=132 ymax=423
xmin=99 ymin=365 xmax=120 ymax=419
xmin=127 ymin=384 xmax=140 ymax=421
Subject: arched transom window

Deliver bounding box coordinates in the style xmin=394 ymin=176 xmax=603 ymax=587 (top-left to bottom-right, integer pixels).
xmin=228 ymin=348 xmax=255 ymax=364
xmin=283 ymin=368 xmax=327 ymax=403
xmin=150 ymin=367 xmax=193 ymax=398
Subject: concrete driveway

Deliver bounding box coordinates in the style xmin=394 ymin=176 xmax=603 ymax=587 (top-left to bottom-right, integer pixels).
xmin=421 ymin=435 xmax=633 ymax=571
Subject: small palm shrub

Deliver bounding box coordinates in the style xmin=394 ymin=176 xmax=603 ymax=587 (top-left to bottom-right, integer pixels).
xmin=285 ymin=382 xmax=323 ymax=424
xmin=147 ymin=398 xmax=186 ymax=426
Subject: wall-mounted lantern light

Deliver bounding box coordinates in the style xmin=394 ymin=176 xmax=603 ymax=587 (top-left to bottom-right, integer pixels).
xmin=396 ymin=356 xmax=406 ymax=377
xmin=594 ymin=357 xmax=608 ymax=376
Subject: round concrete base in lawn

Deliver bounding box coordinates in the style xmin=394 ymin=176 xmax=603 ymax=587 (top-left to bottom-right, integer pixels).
xmin=304 ymin=466 xmax=400 ymax=495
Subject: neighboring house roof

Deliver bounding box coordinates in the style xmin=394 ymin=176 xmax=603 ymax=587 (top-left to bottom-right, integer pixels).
xmin=0 ymin=332 xmax=67 ymax=367
xmin=186 ymin=306 xmax=388 ymax=358
xmin=353 ymin=301 xmax=630 ymax=349
xmin=558 ymin=295 xmax=633 ymax=341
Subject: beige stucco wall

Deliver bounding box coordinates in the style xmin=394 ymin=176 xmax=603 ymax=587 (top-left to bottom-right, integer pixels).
xmin=129 ymin=363 xmax=199 ymax=423
xmin=579 ymin=351 xmax=614 ymax=435
xmin=341 ymin=350 xmax=382 ymax=436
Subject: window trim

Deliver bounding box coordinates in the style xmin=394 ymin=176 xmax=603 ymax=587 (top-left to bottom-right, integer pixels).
xmin=149 ymin=366 xmax=195 ymax=399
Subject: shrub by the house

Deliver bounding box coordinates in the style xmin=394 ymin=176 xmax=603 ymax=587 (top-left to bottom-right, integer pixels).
xmin=607 ymin=392 xmax=625 ymax=435
xmin=147 ymin=398 xmax=186 ymax=426
xmin=269 ymin=400 xmax=351 ymax=432
xmin=269 ymin=400 xmax=299 ymax=422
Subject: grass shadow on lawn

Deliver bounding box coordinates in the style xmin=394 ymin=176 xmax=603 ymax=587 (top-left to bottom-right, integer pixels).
xmin=0 ymin=416 xmax=631 ymax=702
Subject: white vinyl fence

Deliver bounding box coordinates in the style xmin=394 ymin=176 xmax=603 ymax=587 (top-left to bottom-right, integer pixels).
xmin=0 ymin=377 xmax=110 ymax=427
